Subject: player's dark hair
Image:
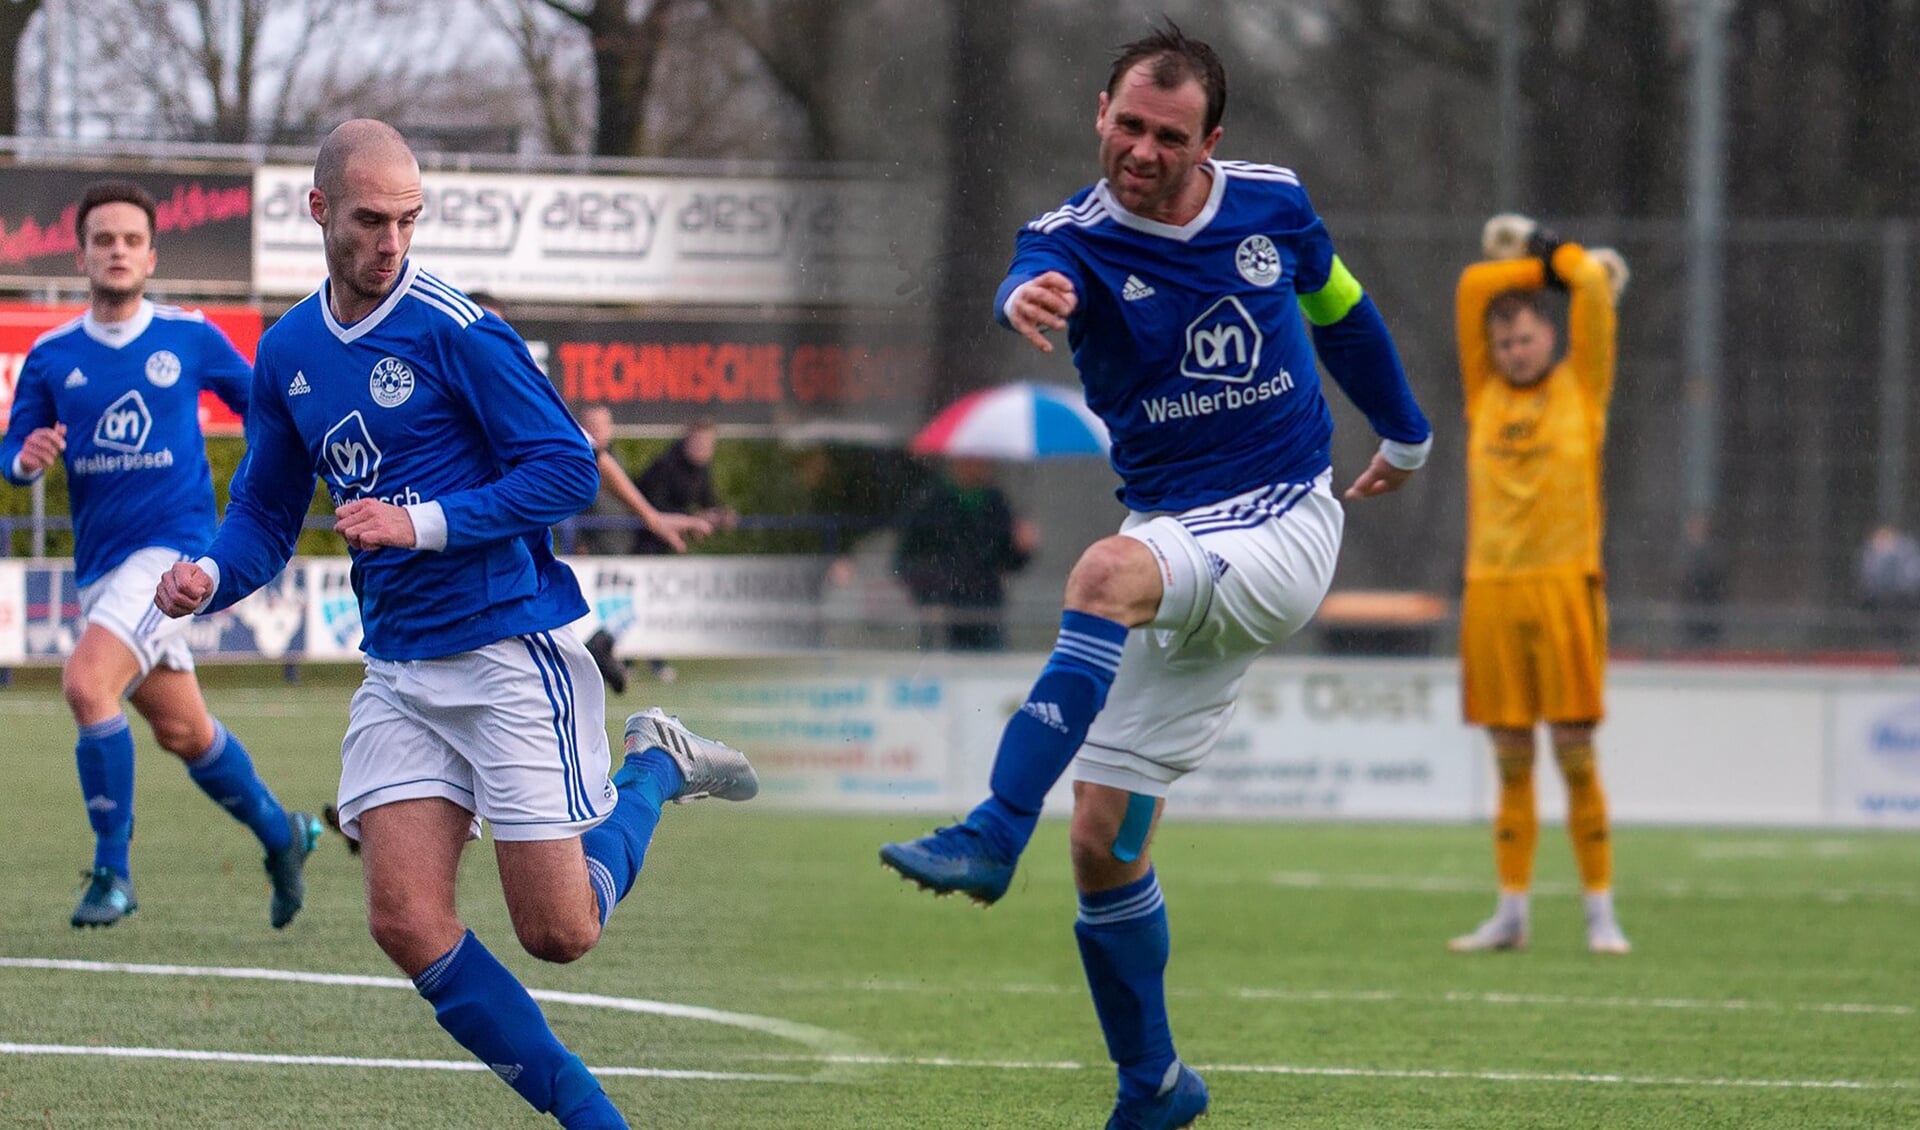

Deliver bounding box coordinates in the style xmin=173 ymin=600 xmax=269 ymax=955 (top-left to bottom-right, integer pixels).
xmin=1485 ymin=288 xmax=1554 ymax=329
xmin=1108 ymin=20 xmax=1227 ymax=135
xmin=75 ymin=180 xmax=158 ymax=243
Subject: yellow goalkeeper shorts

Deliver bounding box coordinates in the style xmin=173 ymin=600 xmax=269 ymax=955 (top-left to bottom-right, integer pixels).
xmin=1460 ymin=574 xmax=1608 ymax=729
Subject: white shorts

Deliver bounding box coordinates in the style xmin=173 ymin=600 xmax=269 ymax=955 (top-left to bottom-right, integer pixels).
xmin=1075 ymin=472 xmax=1343 ymax=796
xmin=79 ymin=545 xmax=195 ymax=680
xmin=335 ymin=630 xmax=618 ymax=843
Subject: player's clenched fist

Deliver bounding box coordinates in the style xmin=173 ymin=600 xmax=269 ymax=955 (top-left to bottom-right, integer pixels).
xmin=1008 ymin=271 xmax=1078 ymax=353
xmin=17 ymin=423 xmax=68 ymax=474
xmin=155 ymin=561 xmax=213 ymax=618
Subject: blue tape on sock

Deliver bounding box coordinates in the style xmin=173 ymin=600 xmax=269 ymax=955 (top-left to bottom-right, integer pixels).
xmin=1112 ymin=792 xmax=1157 ymax=863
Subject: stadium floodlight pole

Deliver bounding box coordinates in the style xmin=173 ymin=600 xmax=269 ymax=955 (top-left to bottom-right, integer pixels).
xmin=1879 ymin=221 xmax=1911 ymax=528
xmin=1682 ymin=0 xmax=1730 ymax=522
xmin=1494 ymin=0 xmax=1523 ymax=212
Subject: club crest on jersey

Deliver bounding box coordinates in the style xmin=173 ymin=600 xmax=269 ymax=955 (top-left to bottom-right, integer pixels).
xmin=145 ymin=350 xmax=182 ymax=388
xmin=1235 ymin=235 xmax=1281 ymax=287
xmin=1180 ymin=296 xmax=1264 ymax=384
xmin=323 ymin=411 xmax=382 ymax=494
xmin=369 ymin=357 xmax=415 ymax=408
xmin=94 ymin=390 xmax=153 ymax=453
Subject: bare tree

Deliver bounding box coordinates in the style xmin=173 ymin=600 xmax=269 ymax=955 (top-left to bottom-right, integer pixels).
xmin=483 ymin=0 xmax=592 ymax=153
xmin=0 ymin=0 xmax=42 ymax=135
xmin=526 ymin=0 xmax=678 ymax=156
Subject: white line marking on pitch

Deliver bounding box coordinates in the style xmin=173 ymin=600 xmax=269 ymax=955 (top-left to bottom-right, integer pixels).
xmin=0 ymin=1043 xmax=802 ymax=1083
xmin=1262 ymin=870 xmax=1920 ymax=905
xmin=0 ymin=956 xmax=867 ymax=1082
xmin=773 ymin=977 xmax=1911 ymax=1018
xmin=731 ymin=1053 xmax=1918 ymax=1092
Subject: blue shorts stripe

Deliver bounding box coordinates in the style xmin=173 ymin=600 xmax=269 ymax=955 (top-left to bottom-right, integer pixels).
xmin=537 ymin=631 xmax=597 ymax=819
xmin=518 ymin=633 xmax=583 ymax=821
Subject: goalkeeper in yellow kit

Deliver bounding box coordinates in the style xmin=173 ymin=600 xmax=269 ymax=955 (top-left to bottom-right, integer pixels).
xmin=1450 ymin=214 xmax=1631 ymax=955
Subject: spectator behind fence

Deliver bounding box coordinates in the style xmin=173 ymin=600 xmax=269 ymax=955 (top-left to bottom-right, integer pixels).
xmin=1678 ymin=511 xmax=1730 ymax=649
xmin=1859 ymin=524 xmax=1920 ymax=649
xmin=893 ymin=456 xmax=1038 ymax=651
xmin=629 ymin=419 xmax=736 ymax=555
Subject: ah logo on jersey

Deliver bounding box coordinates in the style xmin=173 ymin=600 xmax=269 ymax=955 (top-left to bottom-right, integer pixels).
xmin=370 ymin=357 xmax=415 ymax=408
xmin=145 ymin=350 xmax=182 ymax=388
xmin=93 ymin=390 xmax=152 ymax=453
xmin=323 ymin=411 xmax=383 ymax=494
xmin=1235 ymin=235 xmax=1281 ymax=287
xmin=1180 ymin=296 xmax=1264 ymax=384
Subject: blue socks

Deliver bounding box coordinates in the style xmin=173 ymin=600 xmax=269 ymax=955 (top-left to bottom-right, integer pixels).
xmin=185 ymin=720 xmax=292 ymax=853
xmin=76 ymin=715 xmax=136 ymax=878
xmin=414 ymin=931 xmax=623 ymax=1127
xmin=1075 ymin=868 xmax=1176 ymax=1103
xmin=580 ymin=750 xmax=682 ymax=927
xmin=970 ymin=610 xmax=1128 ymax=859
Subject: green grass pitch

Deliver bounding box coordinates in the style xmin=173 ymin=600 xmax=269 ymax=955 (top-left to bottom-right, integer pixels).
xmin=0 ymin=668 xmax=1916 ymax=1128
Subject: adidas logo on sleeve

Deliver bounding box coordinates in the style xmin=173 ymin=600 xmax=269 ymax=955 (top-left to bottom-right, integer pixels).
xmin=287 ymin=372 xmax=312 ymax=396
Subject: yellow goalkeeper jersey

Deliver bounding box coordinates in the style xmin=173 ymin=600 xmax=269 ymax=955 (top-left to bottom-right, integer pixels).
xmin=1456 ymin=244 xmax=1617 ymax=581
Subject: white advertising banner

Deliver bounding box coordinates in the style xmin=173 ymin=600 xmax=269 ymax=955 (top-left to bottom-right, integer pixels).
xmin=300 ymin=557 xmax=364 ymax=660
xmin=934 ymin=658 xmax=1479 ymax=821
xmin=1175 ymin=664 xmax=1481 ymax=819
xmin=252 ymin=166 xmax=920 ymax=306
xmin=1829 ymin=690 xmax=1920 ymax=826
xmin=672 ymin=669 xmax=954 ymax=811
xmin=568 ymin=556 xmax=828 ymax=657
xmin=0 ymin=560 xmax=23 ymax=664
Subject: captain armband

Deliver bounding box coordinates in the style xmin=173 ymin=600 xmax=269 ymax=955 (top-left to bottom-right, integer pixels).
xmin=1296 ymin=255 xmax=1365 ymax=327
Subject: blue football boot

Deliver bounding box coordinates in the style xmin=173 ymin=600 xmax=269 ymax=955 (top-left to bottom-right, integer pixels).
xmin=71 ymin=866 xmax=137 ymax=928
xmin=264 ymin=811 xmax=324 ymax=929
xmin=879 ymin=822 xmax=1016 ymax=906
xmin=1107 ymin=1064 xmax=1209 ymax=1130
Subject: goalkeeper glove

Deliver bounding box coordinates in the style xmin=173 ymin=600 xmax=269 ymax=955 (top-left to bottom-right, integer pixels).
xmin=1588 ymin=247 xmax=1630 ymax=301
xmin=1481 ymin=213 xmax=1535 ymax=260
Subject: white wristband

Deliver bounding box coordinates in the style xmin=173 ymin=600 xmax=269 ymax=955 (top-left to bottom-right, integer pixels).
xmin=1380 ymin=436 xmax=1432 ymax=471
xmin=405 ymin=500 xmax=448 ymax=551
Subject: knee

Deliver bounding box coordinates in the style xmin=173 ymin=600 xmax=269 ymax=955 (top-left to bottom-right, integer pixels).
xmin=1063 ymin=539 xmax=1151 ymax=624
xmin=61 ymin=667 xmax=118 ymax=723
xmin=514 ymin=916 xmax=600 ymax=965
xmin=1553 ymin=731 xmax=1599 ymax=787
xmin=368 ymin=905 xmax=463 ymax=973
xmin=1068 ymin=810 xmax=1132 ymax=890
xmin=1490 ymin=734 xmax=1535 ymax=787
xmin=149 ymin=715 xmax=211 ymax=759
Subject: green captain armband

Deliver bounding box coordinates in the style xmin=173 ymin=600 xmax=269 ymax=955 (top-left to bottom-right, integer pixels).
xmin=1297 ymin=255 xmax=1364 ymax=327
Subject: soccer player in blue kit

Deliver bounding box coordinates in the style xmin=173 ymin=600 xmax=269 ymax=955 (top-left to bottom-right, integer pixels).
xmin=881 ymin=25 xmax=1433 ymax=1129
xmin=154 ymin=121 xmax=758 ymax=1130
xmin=1 ymin=180 xmax=321 ymax=929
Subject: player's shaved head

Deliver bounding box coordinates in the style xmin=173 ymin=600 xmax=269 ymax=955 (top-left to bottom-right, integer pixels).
xmin=313 ymin=119 xmax=417 ymax=200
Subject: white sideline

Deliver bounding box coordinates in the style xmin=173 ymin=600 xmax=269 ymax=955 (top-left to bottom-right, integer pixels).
xmin=770 ymin=977 xmax=1913 ymax=1017
xmin=4 ymin=962 xmax=1914 ymax=1095
xmin=0 ymin=1043 xmax=801 ymax=1083
xmin=0 ymin=956 xmax=867 ymax=1082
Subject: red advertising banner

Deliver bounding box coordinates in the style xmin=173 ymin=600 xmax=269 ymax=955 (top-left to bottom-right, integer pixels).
xmin=510 ymin=317 xmax=933 ymax=431
xmin=0 ymin=169 xmax=253 ymax=288
xmin=0 ymin=302 xmax=261 ymax=436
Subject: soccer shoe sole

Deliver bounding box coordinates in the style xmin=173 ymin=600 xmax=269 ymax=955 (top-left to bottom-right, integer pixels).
xmin=878 ymin=840 xmax=1013 ymax=907
xmin=623 ymin=707 xmax=758 ymax=803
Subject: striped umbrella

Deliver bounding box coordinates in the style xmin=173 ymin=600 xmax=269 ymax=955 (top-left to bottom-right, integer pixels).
xmin=909 ymin=382 xmax=1111 ymax=460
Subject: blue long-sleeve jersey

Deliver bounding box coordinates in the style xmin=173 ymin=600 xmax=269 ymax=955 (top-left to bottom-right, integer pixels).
xmin=203 ymin=261 xmax=594 ymax=660
xmin=0 ymin=302 xmax=251 ymax=586
xmin=995 ymin=160 xmax=1429 ymax=512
